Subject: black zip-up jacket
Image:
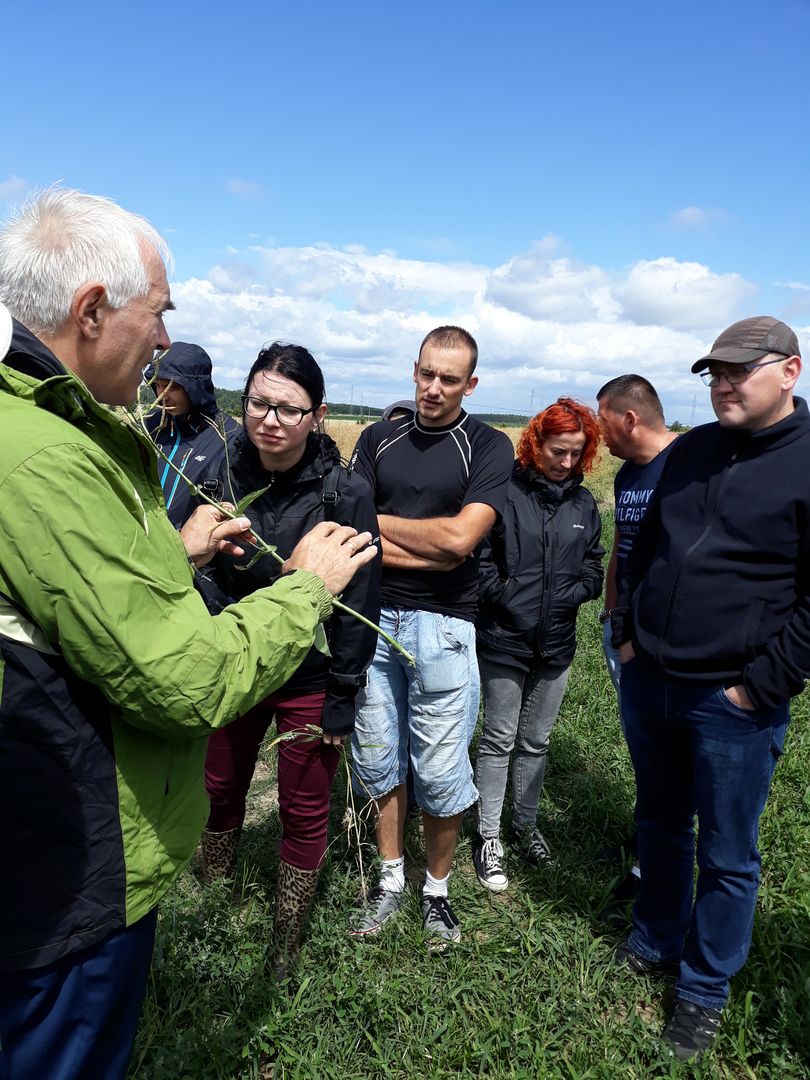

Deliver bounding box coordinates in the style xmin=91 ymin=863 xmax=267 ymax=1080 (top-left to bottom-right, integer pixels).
xmin=615 ymin=398 xmax=810 ymax=710
xmin=476 ymin=464 xmax=604 ymax=669
xmin=203 ymin=431 xmax=381 ymax=734
xmin=144 ymin=343 xmax=239 ymax=528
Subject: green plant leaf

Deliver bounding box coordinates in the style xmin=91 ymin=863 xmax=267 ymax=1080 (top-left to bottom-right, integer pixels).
xmin=235 ymin=548 xmax=273 ymax=570
xmin=312 ymin=623 xmax=331 ymax=658
xmin=234 ymin=484 xmax=273 ymax=514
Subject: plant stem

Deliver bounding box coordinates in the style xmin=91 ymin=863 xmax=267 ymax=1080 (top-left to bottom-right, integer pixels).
xmin=121 ymin=397 xmax=416 ymax=666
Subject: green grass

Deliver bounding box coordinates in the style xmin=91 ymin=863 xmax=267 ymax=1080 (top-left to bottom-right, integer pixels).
xmin=131 ymin=511 xmax=810 ymax=1079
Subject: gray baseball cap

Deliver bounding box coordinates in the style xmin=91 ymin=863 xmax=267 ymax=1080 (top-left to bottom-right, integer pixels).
xmin=382 ymin=399 xmax=416 ymax=421
xmin=0 ymin=302 xmax=12 ymax=362
xmin=692 ymin=316 xmax=800 ymax=373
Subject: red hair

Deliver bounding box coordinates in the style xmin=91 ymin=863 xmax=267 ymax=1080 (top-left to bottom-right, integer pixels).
xmin=516 ymin=397 xmax=601 ymax=476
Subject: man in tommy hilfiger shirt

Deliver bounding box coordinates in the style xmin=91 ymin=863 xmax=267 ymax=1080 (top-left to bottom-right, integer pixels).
xmin=347 ymin=326 xmax=513 ymax=950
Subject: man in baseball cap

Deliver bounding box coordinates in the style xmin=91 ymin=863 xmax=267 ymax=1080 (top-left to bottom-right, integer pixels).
xmin=612 ymin=316 xmax=805 ymax=1060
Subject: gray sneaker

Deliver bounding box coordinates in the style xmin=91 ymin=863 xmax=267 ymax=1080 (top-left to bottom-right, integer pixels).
xmin=421 ymin=894 xmax=461 ymax=951
xmin=347 ymin=883 xmax=408 ymax=938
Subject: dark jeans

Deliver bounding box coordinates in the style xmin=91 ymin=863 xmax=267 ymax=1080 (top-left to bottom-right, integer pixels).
xmin=0 ymin=909 xmax=157 ymax=1080
xmin=621 ymin=656 xmax=788 ymax=1009
xmin=205 ymin=688 xmax=338 ymax=870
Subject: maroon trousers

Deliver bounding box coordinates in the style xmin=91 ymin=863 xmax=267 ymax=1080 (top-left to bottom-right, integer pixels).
xmin=204 ymin=688 xmax=339 ymax=871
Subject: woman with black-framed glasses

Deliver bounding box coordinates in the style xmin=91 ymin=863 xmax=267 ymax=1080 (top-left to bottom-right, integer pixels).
xmin=196 ymin=342 xmax=380 ymax=978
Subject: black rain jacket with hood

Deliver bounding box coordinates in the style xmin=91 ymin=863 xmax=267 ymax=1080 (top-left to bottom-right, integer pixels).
xmin=201 ymin=429 xmax=382 ymax=735
xmin=144 ymin=342 xmax=239 ymax=528
xmin=476 ymin=463 xmax=604 ymax=670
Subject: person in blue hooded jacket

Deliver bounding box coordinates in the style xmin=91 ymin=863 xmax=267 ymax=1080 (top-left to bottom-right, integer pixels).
xmin=144 ymin=341 xmax=239 ymax=527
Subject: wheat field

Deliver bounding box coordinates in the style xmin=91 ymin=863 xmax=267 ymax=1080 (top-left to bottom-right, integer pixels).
xmin=324 ymin=417 xmax=619 ymax=511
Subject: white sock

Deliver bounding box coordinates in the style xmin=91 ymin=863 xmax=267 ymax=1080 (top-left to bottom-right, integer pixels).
xmin=379 ymin=856 xmax=405 ymax=892
xmin=423 ymin=870 xmax=449 ymax=898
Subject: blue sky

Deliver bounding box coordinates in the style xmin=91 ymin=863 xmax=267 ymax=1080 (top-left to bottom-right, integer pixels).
xmin=3 ymin=0 xmax=809 ymax=423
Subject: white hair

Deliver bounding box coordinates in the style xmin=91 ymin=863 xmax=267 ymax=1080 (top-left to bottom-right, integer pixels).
xmin=0 ymin=187 xmax=173 ymax=335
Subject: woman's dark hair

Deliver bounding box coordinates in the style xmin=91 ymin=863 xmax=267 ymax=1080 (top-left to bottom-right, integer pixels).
xmin=243 ymin=342 xmax=325 ymax=408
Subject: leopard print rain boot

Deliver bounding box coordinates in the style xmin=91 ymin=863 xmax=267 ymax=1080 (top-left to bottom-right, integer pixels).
xmin=270 ymin=860 xmax=320 ymax=980
xmin=201 ymin=827 xmax=241 ymax=885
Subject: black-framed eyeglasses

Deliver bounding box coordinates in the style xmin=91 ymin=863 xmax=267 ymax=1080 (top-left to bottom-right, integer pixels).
xmin=699 ymin=357 xmax=786 ymax=388
xmin=241 ymin=395 xmax=314 ymax=426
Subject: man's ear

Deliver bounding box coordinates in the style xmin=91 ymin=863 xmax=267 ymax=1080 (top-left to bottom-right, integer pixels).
xmin=624 ymin=409 xmax=638 ymax=433
xmin=72 ymin=283 xmax=107 ymax=340
xmin=782 ymin=355 xmax=802 ymax=390
xmin=463 ymin=375 xmax=479 ymax=397
xmin=412 ymin=361 xmax=419 ymax=385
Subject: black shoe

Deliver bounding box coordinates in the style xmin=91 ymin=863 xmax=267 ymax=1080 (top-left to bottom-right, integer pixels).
xmin=596 ymin=833 xmax=638 ymax=865
xmin=663 ymin=999 xmax=722 ymax=1061
xmin=471 ymin=835 xmax=509 ymax=893
xmin=507 ymin=824 xmax=552 ymax=866
xmin=614 ymin=939 xmax=680 ymax=978
xmin=598 ymin=868 xmax=641 ymax=926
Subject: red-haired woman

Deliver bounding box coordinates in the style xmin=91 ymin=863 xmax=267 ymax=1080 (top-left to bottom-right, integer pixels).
xmin=472 ymin=398 xmax=604 ymax=892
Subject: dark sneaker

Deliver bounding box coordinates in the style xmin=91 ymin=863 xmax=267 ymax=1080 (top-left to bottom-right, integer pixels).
xmin=421 ymin=894 xmax=461 ymax=951
xmin=347 ymin=884 xmax=408 ymax=938
xmin=508 ymin=824 xmax=552 ymax=866
xmin=614 ymin=939 xmax=680 ymax=978
xmin=663 ymin=999 xmax=722 ymax=1061
xmin=596 ymin=833 xmax=638 ymax=865
xmin=472 ymin=836 xmax=509 ymax=893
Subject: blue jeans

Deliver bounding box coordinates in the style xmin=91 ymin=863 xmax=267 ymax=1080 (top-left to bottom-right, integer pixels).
xmin=352 ymin=607 xmax=478 ymax=817
xmin=475 ymin=655 xmax=570 ymax=837
xmin=621 ymin=657 xmax=789 ymax=1009
xmin=0 ymin=909 xmax=158 ymax=1080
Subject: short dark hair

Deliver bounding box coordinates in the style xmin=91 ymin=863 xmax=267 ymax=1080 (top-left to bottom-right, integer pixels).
xmin=596 ymin=373 xmax=665 ymax=426
xmin=418 ymin=325 xmax=478 ymax=374
xmin=243 ymin=342 xmax=325 ymax=408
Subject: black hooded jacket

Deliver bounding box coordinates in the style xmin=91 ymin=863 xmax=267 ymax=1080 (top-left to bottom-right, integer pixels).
xmin=476 ymin=463 xmax=604 ymax=670
xmin=615 ymin=398 xmax=810 ymax=710
xmin=144 ymin=342 xmax=239 ymax=528
xmin=202 ymin=430 xmax=381 ymax=734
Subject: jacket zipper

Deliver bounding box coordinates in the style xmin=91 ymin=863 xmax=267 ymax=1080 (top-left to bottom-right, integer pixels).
xmin=655 ymin=448 xmax=739 ymax=667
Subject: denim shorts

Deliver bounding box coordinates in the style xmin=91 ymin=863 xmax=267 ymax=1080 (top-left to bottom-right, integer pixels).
xmin=351 ymin=607 xmax=478 ymax=817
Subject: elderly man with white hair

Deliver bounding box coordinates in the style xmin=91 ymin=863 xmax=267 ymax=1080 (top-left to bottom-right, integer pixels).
xmin=0 ymin=190 xmax=376 ymax=1079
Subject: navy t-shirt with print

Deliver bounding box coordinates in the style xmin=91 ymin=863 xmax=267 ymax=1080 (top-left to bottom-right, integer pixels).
xmin=613 ymin=442 xmax=676 ymax=595
xmin=352 ymin=410 xmax=514 ymax=620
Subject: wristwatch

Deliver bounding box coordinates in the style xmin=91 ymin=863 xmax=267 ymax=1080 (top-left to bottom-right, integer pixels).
xmin=598 ymin=608 xmax=613 ymax=625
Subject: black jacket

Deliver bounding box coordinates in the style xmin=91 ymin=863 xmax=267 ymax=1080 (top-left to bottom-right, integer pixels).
xmin=144 ymin=342 xmax=239 ymax=528
xmin=615 ymin=399 xmax=810 ymax=710
xmin=204 ymin=431 xmax=381 ymax=734
xmin=477 ymin=464 xmax=604 ymax=669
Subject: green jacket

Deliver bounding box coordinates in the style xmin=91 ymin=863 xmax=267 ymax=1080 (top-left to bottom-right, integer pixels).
xmin=0 ymin=324 xmax=333 ymax=971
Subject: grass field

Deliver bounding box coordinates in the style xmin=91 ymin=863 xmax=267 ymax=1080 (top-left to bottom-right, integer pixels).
xmin=130 ymin=444 xmax=810 ymax=1079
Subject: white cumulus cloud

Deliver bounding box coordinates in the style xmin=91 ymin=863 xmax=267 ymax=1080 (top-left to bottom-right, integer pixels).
xmin=164 ymin=239 xmax=764 ymax=426
xmin=669 ymin=206 xmax=727 ymax=229
xmin=0 ymin=175 xmax=31 ymax=203
xmin=615 ymin=258 xmax=756 ymax=330
xmin=224 ymin=178 xmax=266 ymax=200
